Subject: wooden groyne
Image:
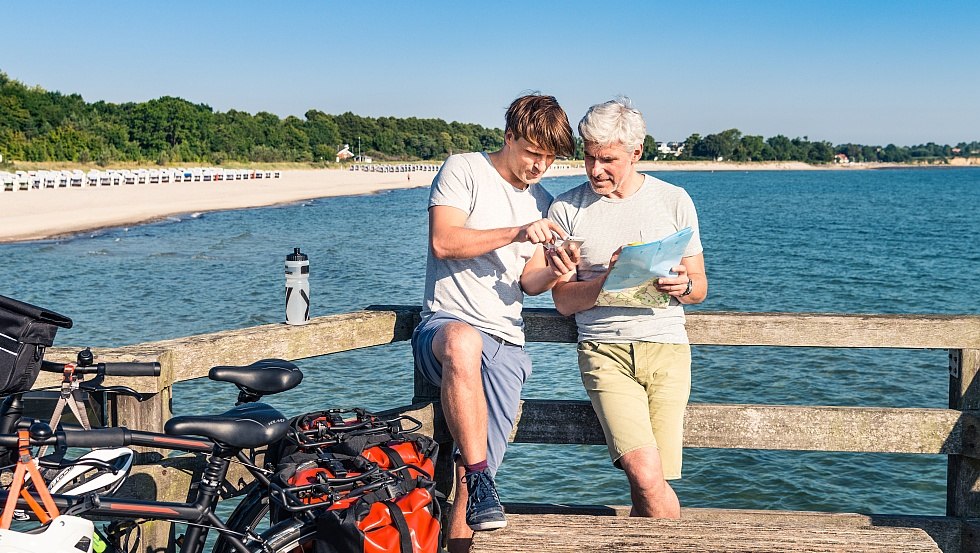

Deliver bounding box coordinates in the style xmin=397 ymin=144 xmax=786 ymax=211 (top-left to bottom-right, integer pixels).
xmin=39 ymin=307 xmax=980 ymax=552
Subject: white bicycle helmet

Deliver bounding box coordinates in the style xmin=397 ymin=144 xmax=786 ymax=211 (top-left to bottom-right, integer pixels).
xmin=47 ymin=447 xmax=134 ymax=496
xmin=14 ymin=447 xmax=134 ymax=521
xmin=0 ymin=515 xmax=94 ymax=553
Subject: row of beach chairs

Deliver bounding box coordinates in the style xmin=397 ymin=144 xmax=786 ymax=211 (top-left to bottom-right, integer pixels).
xmin=1 ymin=168 xmax=281 ymax=191
xmin=348 ymin=163 xmax=441 ymax=172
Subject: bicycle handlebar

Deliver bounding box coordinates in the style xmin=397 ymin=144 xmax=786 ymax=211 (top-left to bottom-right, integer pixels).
xmin=0 ymin=426 xmax=211 ymax=452
xmin=98 ymin=362 xmax=161 ymax=377
xmin=40 ymin=359 xmax=161 ymax=377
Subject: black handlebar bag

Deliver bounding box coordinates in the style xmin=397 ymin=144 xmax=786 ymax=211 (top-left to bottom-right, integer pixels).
xmin=0 ymin=295 xmax=73 ymax=395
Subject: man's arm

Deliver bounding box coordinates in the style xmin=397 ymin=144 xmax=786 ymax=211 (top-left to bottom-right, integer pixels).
xmin=552 ymin=246 xmax=621 ymax=316
xmin=553 ymin=251 xmax=708 ymax=315
xmin=429 ymin=205 xmax=565 ymax=260
xmin=656 ymin=253 xmax=708 ymax=304
xmin=520 ymin=244 xmax=579 ymax=296
xmin=551 ymin=266 xmax=606 ymax=316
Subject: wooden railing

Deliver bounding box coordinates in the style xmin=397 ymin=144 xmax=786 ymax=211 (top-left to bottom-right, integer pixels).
xmin=41 ymin=307 xmax=980 ymax=552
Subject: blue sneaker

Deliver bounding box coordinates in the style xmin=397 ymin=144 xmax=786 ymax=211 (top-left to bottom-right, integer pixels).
xmin=464 ymin=470 xmax=507 ymax=531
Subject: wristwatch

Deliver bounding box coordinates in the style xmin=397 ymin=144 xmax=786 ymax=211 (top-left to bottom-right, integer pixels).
xmin=680 ymin=278 xmax=694 ymax=297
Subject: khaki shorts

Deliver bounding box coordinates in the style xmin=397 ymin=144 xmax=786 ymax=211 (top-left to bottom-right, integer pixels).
xmin=578 ymin=341 xmax=691 ymax=480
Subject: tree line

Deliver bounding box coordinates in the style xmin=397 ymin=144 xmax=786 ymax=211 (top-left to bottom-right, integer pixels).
xmin=655 ymin=129 xmax=978 ymax=164
xmin=2 ymin=72 xmax=977 ymax=166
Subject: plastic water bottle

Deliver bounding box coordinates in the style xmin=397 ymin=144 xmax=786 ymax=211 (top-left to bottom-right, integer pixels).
xmin=284 ymin=248 xmax=310 ymax=325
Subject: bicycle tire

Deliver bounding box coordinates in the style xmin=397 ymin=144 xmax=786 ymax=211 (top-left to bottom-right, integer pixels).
xmin=211 ymin=483 xmax=273 ymax=553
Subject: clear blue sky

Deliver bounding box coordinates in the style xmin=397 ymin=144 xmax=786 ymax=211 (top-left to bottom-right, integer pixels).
xmin=3 ymin=0 xmax=978 ymax=146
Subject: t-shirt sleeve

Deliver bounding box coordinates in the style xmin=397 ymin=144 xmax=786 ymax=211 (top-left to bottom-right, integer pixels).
xmin=429 ymin=155 xmax=474 ymax=214
xmin=676 ymin=190 xmax=703 ymax=257
xmin=547 ymin=197 xmax=573 ymax=236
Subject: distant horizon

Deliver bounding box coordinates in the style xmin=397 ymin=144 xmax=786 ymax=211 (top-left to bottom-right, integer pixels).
xmin=2 ymin=1 xmax=978 ymax=146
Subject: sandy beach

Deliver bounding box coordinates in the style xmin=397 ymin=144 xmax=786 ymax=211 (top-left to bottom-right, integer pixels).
xmin=0 ymin=160 xmax=925 ymax=243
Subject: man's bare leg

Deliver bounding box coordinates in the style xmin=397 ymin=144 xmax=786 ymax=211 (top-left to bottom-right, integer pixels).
xmin=619 ymin=446 xmax=680 ymax=518
xmin=432 ymin=321 xmax=487 ymax=546
xmin=433 ymin=321 xmax=488 ymax=465
xmin=446 ymin=463 xmax=474 ymax=553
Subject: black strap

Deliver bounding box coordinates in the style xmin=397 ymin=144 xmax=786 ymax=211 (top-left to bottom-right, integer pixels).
xmin=380 ymin=444 xmax=405 ymax=467
xmin=382 ymin=500 xmax=413 ymax=553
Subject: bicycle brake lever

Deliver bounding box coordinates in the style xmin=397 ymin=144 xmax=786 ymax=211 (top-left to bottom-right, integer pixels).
xmin=79 ymin=383 xmax=148 ymax=400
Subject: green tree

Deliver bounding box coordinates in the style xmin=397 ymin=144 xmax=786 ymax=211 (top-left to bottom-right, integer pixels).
xmin=642 ymin=135 xmax=657 ymax=160
xmin=737 ymin=135 xmax=766 ymax=161
xmin=305 ymin=110 xmax=342 ymax=160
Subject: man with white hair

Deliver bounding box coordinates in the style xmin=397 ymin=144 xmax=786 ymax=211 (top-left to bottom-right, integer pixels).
xmin=549 ymin=97 xmax=707 ymax=517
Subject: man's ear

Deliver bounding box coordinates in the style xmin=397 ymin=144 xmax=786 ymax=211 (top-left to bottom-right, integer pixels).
xmin=632 ymin=145 xmax=643 ymax=162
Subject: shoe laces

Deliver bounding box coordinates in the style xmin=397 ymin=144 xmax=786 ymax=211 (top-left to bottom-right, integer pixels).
xmin=465 ymin=471 xmax=499 ymax=505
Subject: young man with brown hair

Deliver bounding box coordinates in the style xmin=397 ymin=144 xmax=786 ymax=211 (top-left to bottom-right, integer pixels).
xmin=412 ymin=94 xmax=577 ymax=546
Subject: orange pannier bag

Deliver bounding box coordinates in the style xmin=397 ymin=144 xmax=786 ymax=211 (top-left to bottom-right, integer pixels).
xmin=274 ymin=411 xmax=440 ymax=553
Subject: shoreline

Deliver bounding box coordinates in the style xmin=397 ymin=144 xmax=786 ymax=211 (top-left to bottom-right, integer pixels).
xmin=1 ymin=161 xmax=974 ymax=244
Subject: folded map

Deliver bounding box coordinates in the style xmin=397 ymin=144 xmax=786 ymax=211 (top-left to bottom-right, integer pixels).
xmin=595 ymin=227 xmax=694 ymax=308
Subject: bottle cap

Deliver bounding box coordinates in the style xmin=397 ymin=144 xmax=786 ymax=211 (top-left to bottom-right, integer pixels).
xmin=286 ymin=247 xmax=308 ymax=261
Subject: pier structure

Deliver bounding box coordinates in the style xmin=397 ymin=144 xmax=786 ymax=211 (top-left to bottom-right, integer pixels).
xmin=38 ymin=307 xmax=980 ymax=552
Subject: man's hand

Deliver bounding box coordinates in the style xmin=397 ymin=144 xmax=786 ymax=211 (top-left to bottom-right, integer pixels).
xmin=544 ymin=242 xmax=580 ymax=277
xmin=517 ymin=219 xmax=566 ymax=245
xmin=655 ymin=264 xmax=692 ymax=298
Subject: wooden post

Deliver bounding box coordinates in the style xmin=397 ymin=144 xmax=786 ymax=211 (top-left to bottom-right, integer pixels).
xmin=947 ymin=348 xmax=980 ymax=553
xmin=111 ymin=386 xmax=176 ymax=553
xmin=413 ymin=368 xmax=457 ymax=510
xmin=111 ymin=386 xmax=172 ymax=434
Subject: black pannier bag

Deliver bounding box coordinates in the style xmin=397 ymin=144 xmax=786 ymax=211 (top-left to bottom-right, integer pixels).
xmin=0 ymin=294 xmax=73 ymax=396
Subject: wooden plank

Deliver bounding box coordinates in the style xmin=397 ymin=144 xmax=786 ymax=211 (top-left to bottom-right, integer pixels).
xmin=145 ymin=310 xmax=411 ymax=385
xmin=508 ymin=400 xmax=969 ymax=455
xmin=520 ymin=308 xmax=980 ymax=349
xmin=43 ymin=308 xmax=980 ymax=392
xmin=684 ymin=403 xmax=967 ymax=454
xmin=328 ymin=306 xmax=980 ymax=349
xmin=41 ymin=309 xmax=414 ymax=391
xmin=383 ymin=400 xmax=970 ymax=454
xmin=470 ymin=513 xmax=942 ymax=552
xmin=502 ymin=505 xmax=960 ymax=553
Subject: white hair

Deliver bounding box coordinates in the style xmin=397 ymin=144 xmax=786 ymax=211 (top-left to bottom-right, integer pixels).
xmin=578 ymin=97 xmax=647 ymax=150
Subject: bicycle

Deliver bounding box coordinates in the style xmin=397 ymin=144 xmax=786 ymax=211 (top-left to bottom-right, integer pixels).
xmin=0 ymin=356 xmax=315 ymax=553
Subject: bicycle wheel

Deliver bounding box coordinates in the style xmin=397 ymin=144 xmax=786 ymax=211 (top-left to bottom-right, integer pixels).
xmin=211 ymin=483 xmax=273 ymax=553
xmin=248 ymin=518 xmax=317 ymax=553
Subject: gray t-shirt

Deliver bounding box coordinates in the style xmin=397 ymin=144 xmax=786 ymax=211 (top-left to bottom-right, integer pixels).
xmin=421 ymin=152 xmax=553 ymax=345
xmin=549 ymin=174 xmax=703 ymax=344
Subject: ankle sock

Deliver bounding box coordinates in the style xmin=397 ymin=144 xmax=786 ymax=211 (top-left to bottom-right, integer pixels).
xmin=464 ymin=460 xmax=488 ymax=474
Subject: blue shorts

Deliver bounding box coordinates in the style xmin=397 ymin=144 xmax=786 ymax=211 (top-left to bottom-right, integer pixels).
xmin=411 ymin=311 xmax=531 ymax=476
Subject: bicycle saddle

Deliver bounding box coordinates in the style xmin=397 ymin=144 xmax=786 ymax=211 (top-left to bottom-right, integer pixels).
xmin=208 ymin=359 xmax=303 ymax=396
xmin=164 ymin=403 xmax=288 ymax=449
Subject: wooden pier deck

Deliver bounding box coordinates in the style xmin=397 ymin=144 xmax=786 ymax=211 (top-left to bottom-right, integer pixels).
xmin=472 ymin=513 xmax=940 ymax=552
xmin=38 ymin=306 xmax=979 ymax=552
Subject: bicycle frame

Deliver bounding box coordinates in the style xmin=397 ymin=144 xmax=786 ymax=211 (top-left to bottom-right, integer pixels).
xmin=1 ymin=429 xmax=278 ymax=553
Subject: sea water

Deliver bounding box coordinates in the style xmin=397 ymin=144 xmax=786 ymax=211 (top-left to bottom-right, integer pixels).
xmin=1 ymin=167 xmax=978 ymax=516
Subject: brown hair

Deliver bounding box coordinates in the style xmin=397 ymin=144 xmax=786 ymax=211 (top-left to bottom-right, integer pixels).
xmin=504 ymin=95 xmax=575 ymax=157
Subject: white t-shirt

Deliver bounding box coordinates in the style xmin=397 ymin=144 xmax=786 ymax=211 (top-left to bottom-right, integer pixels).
xmin=421 ymin=152 xmax=553 ymax=345
xmin=549 ymin=174 xmax=703 ymax=344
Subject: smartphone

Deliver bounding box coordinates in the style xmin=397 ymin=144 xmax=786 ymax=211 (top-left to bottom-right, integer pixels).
xmin=556 ymin=236 xmax=585 ymax=253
